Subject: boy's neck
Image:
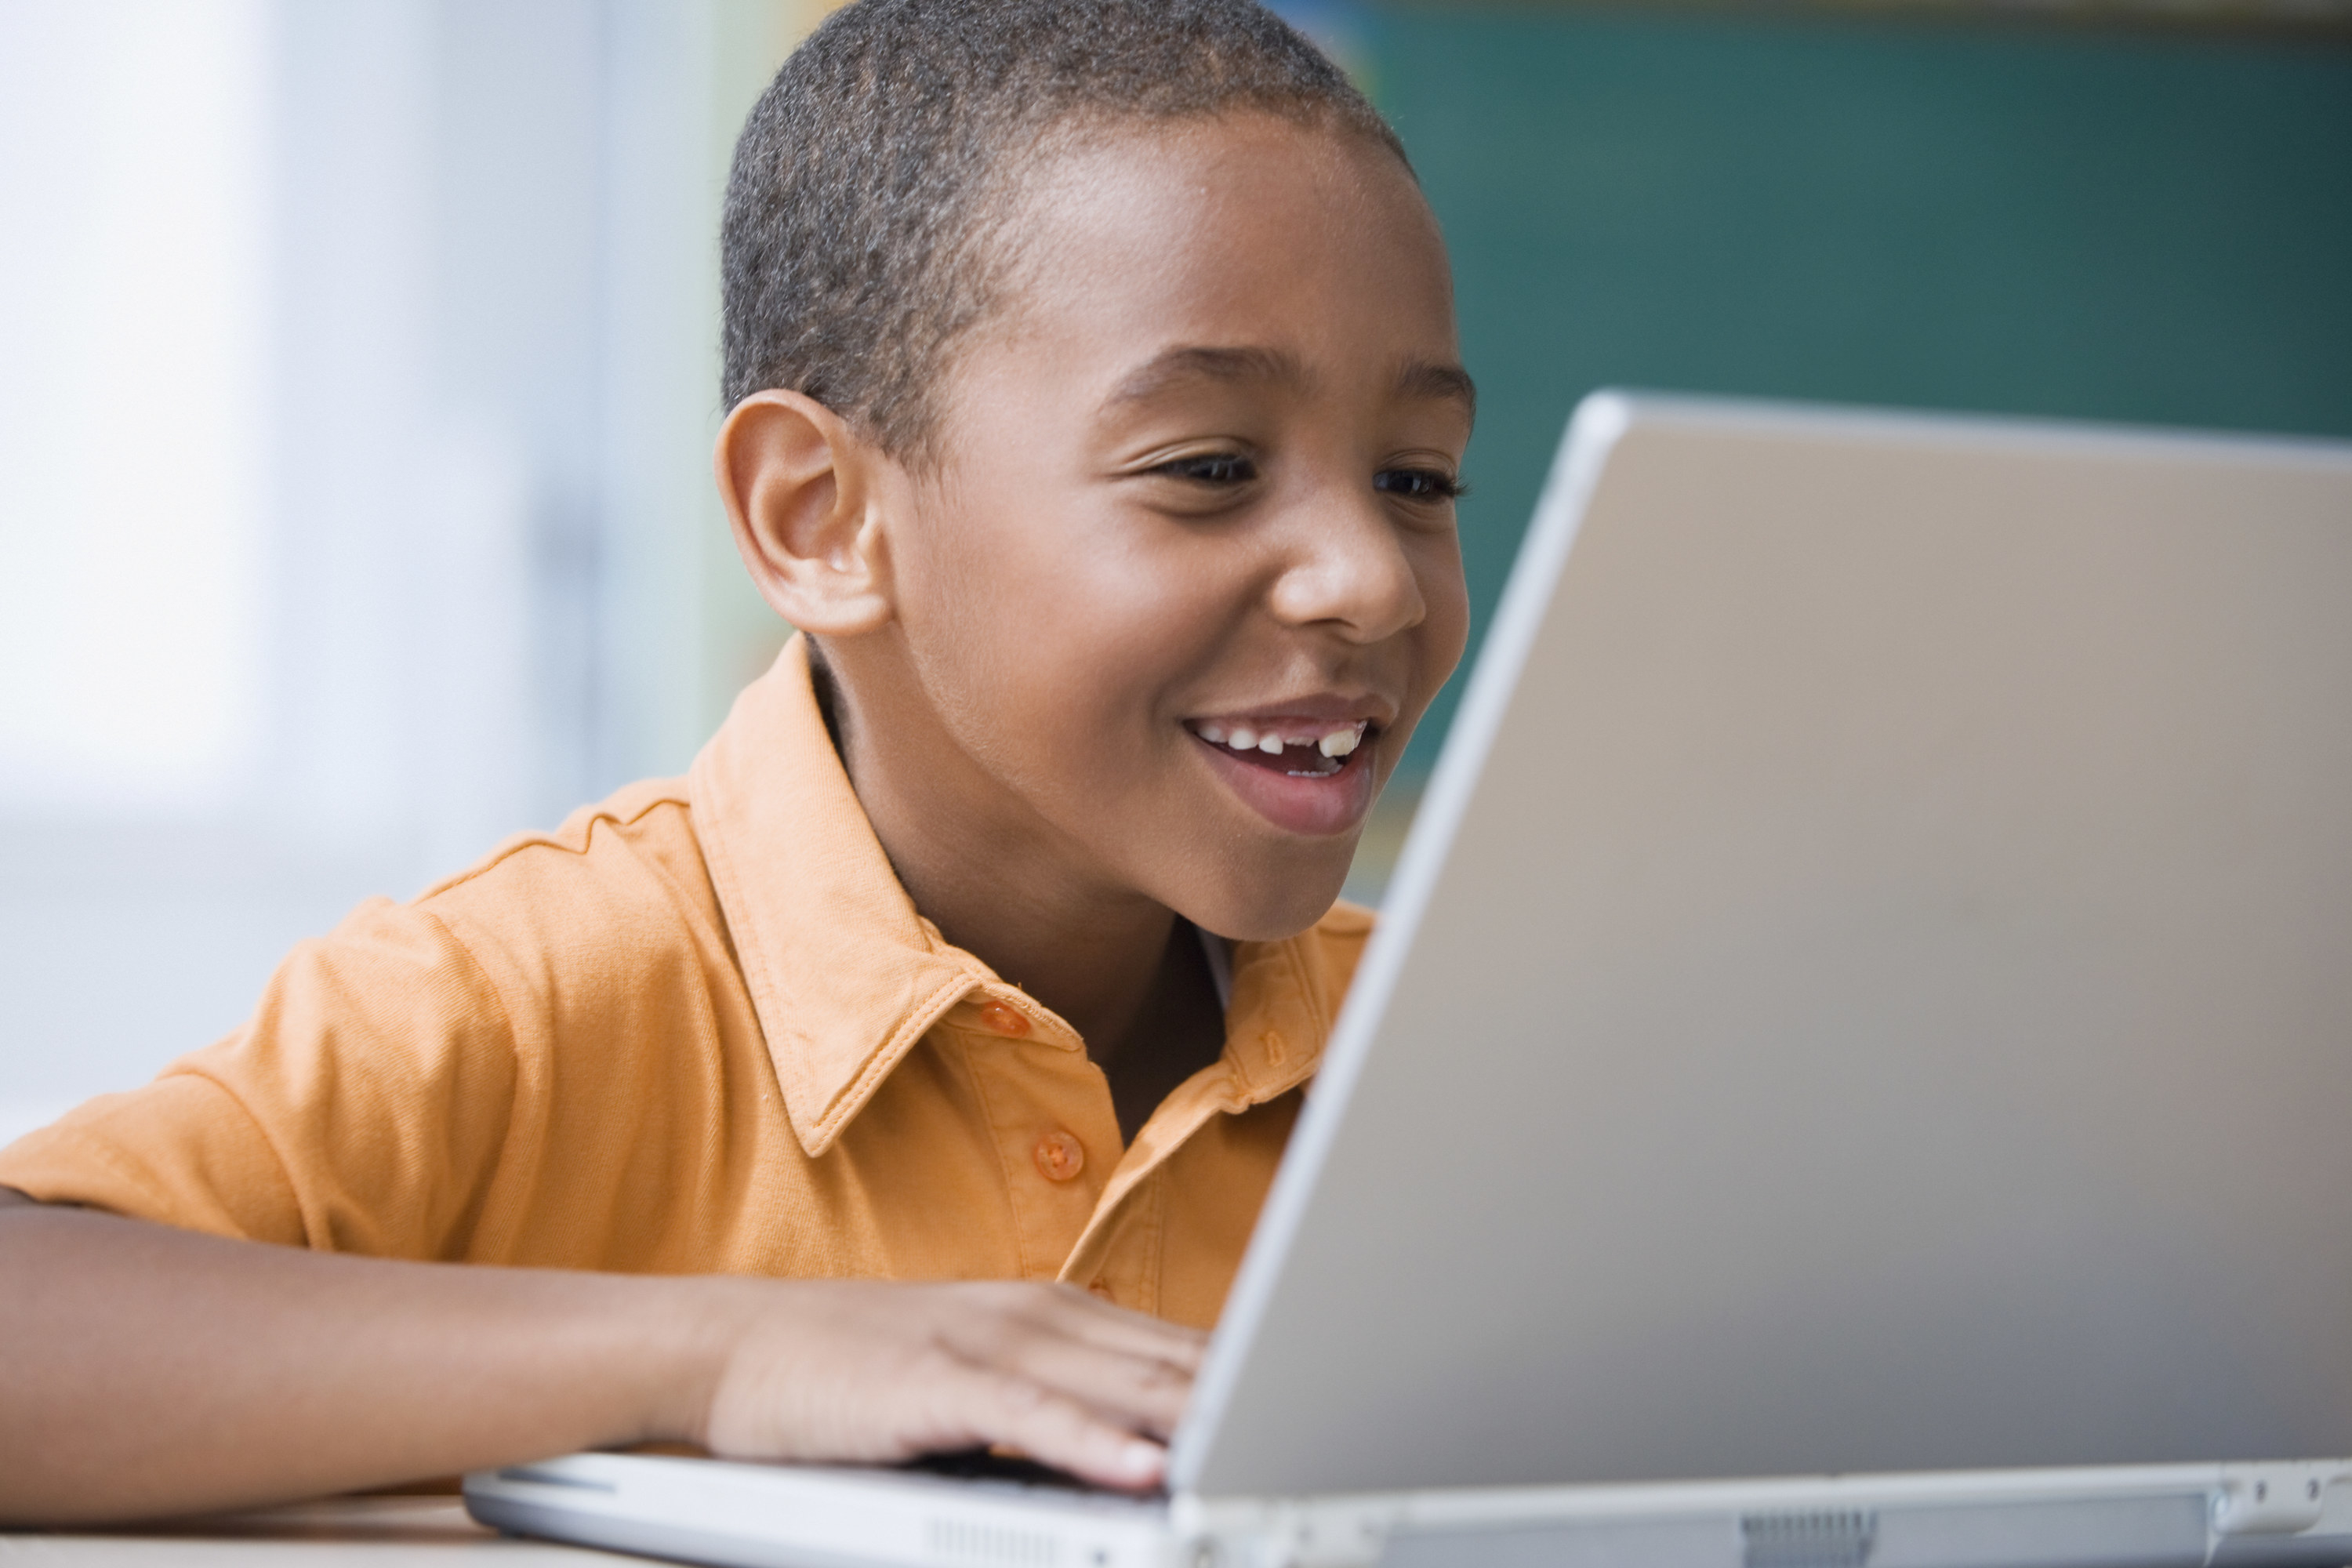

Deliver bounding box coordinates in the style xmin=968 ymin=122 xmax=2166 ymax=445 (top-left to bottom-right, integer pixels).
xmin=813 ymin=644 xmax=1227 ymax=1130
xmin=877 ymin=824 xmax=1229 ymax=1144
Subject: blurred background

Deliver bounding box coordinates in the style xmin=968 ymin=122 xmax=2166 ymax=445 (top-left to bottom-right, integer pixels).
xmin=2 ymin=0 xmax=2347 ymax=1141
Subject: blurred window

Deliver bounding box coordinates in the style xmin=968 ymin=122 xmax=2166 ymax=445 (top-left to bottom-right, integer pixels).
xmin=0 ymin=0 xmax=270 ymax=815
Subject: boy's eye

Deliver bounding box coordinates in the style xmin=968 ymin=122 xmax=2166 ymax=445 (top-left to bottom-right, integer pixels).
xmin=1374 ymin=466 xmax=1465 ymax=502
xmin=1154 ymin=453 xmax=1258 ymax=485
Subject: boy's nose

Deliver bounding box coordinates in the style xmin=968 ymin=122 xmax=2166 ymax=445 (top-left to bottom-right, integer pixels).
xmin=1264 ymin=494 xmax=1429 ymax=645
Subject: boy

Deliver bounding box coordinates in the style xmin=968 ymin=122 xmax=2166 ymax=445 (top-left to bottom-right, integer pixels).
xmin=0 ymin=0 xmax=1472 ymax=1523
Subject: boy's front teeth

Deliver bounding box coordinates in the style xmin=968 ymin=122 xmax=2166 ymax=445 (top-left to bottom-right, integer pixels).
xmin=1196 ymin=721 xmax=1366 ymax=757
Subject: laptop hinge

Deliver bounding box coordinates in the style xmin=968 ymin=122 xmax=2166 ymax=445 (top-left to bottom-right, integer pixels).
xmin=2210 ymin=1464 xmax=2347 ymax=1536
xmin=1170 ymin=1494 xmax=1396 ymax=1568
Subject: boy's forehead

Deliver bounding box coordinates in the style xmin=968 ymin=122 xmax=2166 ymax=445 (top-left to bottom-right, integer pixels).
xmin=981 ymin=116 xmax=1461 ymax=400
xmin=1016 ymin=114 xmax=1439 ymax=271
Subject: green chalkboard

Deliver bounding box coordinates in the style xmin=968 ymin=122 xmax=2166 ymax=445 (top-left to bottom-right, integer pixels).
xmin=1361 ymin=5 xmax=2352 ymax=766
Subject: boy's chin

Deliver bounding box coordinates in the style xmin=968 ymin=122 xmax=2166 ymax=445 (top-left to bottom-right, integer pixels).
xmin=1181 ymin=851 xmax=1360 ymax=944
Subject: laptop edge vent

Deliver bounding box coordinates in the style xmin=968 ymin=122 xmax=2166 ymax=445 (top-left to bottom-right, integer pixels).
xmin=1742 ymin=1508 xmax=1878 ymax=1568
xmin=924 ymin=1512 xmax=1062 ymax=1566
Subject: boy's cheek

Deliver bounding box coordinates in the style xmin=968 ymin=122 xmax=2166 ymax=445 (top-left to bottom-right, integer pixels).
xmin=1419 ymin=547 xmax=1475 ymax=695
xmin=1382 ymin=570 xmax=1471 ymax=742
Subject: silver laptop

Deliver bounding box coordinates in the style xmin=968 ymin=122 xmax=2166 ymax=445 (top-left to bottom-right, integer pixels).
xmin=466 ymin=392 xmax=2352 ymax=1568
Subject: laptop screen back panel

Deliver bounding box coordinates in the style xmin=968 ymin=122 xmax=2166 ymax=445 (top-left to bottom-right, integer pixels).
xmin=1177 ymin=396 xmax=2352 ymax=1500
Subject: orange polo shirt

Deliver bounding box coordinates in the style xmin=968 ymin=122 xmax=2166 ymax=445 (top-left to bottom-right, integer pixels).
xmin=0 ymin=639 xmax=1370 ymax=1327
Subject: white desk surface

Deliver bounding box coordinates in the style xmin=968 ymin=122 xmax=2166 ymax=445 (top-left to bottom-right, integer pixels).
xmin=0 ymin=1496 xmax=609 ymax=1563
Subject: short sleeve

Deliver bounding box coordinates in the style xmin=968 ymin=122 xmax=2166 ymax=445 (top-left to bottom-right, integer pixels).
xmin=0 ymin=895 xmax=521 ymax=1258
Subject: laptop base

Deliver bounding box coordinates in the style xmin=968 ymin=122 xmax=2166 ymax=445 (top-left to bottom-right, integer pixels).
xmin=466 ymin=1451 xmax=2352 ymax=1568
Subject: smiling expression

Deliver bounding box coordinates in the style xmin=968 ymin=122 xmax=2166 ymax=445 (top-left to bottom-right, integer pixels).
xmin=847 ymin=112 xmax=1472 ymax=942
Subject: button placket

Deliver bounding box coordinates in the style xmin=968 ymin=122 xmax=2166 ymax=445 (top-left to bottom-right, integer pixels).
xmin=953 ymin=1016 xmax=1120 ymax=1281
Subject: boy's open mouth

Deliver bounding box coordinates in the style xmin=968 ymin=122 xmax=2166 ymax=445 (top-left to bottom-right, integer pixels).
xmin=1184 ymin=719 xmax=1371 ymax=779
xmin=1182 ymin=710 xmax=1386 ymax=837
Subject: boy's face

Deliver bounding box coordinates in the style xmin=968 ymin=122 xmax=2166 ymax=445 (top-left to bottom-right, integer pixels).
xmin=863 ymin=113 xmax=1472 ymax=941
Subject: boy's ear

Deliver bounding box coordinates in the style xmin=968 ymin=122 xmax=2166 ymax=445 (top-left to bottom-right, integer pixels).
xmin=715 ymin=390 xmax=896 ymax=636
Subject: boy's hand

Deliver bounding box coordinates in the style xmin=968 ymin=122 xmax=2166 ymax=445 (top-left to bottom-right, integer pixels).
xmin=688 ymin=1280 xmax=1203 ymax=1490
xmin=0 ymin=1191 xmax=1202 ymax=1522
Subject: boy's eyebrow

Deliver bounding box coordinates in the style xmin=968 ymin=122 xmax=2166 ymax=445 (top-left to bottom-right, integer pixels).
xmin=1399 ymin=357 xmax=1478 ymax=424
xmin=1109 ymin=345 xmax=1306 ymax=404
xmin=1109 ymin=344 xmax=1477 ymax=424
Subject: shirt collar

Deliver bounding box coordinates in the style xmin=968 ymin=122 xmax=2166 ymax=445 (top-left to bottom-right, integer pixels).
xmin=690 ymin=637 xmax=1351 ymax=1156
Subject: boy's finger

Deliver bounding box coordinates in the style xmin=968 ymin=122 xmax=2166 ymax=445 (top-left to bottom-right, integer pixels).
xmin=932 ymin=1367 xmax=1168 ymax=1493
xmin=977 ymin=1328 xmax=1195 ymax=1438
xmin=989 ymin=1283 xmax=1209 ymax=1369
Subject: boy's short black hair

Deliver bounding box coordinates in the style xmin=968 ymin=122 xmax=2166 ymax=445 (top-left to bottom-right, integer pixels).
xmin=720 ymin=0 xmax=1408 ymax=460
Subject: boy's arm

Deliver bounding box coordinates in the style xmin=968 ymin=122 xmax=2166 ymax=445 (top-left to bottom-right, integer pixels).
xmin=0 ymin=1188 xmax=1196 ymax=1526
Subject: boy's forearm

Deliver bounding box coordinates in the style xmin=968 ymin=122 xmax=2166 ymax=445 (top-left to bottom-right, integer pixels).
xmin=0 ymin=1189 xmax=726 ymax=1525
xmin=0 ymin=1186 xmax=1203 ymax=1524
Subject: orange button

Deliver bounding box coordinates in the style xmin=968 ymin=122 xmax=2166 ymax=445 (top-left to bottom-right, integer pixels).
xmin=1033 ymin=1130 xmax=1085 ymax=1182
xmin=978 ymin=1000 xmax=1032 ymax=1037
